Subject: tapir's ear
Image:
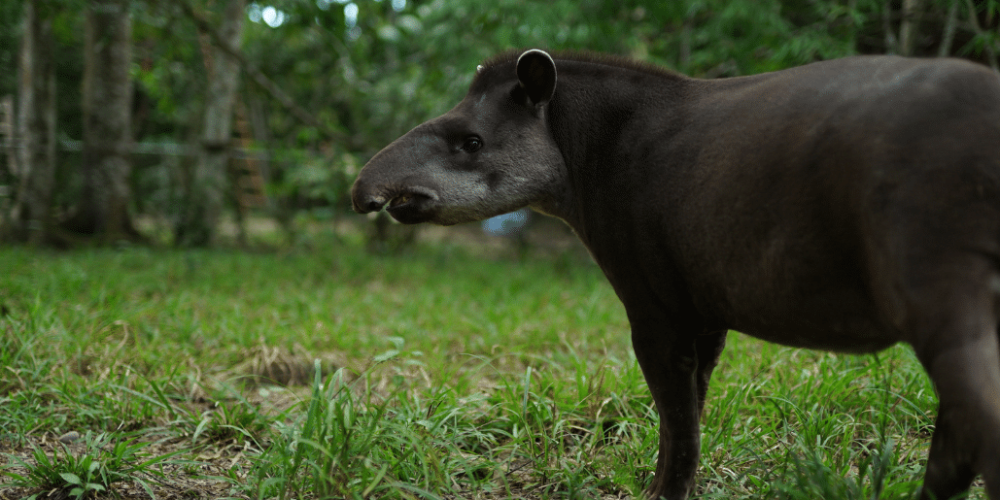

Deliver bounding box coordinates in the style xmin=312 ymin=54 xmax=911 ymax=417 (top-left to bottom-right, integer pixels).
xmin=516 ymin=49 xmax=557 ymax=107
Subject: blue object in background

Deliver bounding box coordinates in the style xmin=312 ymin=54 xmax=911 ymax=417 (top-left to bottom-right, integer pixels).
xmin=482 ymin=208 xmax=530 ymax=237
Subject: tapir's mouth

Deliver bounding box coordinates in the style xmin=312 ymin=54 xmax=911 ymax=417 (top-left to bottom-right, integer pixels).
xmin=387 ymin=189 xmax=434 ymax=210
xmin=388 ymin=193 xmax=418 ymax=209
xmin=385 ymin=187 xmax=438 ymax=224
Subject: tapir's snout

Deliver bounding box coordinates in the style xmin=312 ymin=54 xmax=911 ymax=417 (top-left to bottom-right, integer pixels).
xmin=351 ymin=129 xmax=439 ymax=219
xmin=350 ymin=180 xmax=387 ymax=214
xmin=351 ymin=161 xmax=443 ymax=224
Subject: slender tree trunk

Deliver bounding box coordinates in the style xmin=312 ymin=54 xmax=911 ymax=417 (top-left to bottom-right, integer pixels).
xmin=882 ymin=0 xmax=899 ymax=54
xmin=66 ymin=0 xmax=138 ymax=242
xmin=939 ymin=0 xmax=960 ymax=57
xmin=899 ymin=0 xmax=923 ymax=56
xmin=176 ymin=0 xmax=244 ymax=247
xmin=9 ymin=1 xmax=57 ymax=245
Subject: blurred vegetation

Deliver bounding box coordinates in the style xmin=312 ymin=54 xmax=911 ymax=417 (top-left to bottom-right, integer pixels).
xmin=0 ymin=0 xmax=998 ymax=246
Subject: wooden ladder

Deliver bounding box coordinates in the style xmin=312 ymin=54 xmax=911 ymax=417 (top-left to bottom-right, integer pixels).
xmin=232 ymin=97 xmax=267 ymax=211
xmin=0 ymin=95 xmax=15 ymax=175
xmin=0 ymin=95 xmax=15 ymax=205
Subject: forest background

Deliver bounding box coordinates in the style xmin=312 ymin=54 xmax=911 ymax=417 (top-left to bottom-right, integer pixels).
xmin=1 ymin=0 xmax=998 ymax=249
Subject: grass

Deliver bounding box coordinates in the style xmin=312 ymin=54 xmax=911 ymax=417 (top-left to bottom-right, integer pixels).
xmin=0 ymin=226 xmax=982 ymax=499
xmin=3 ymin=431 xmax=182 ymax=499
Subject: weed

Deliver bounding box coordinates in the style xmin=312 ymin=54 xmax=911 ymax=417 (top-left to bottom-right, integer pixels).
xmin=191 ymin=395 xmax=272 ymax=446
xmin=234 ymin=362 xmax=499 ymax=499
xmin=2 ymin=432 xmax=180 ymax=499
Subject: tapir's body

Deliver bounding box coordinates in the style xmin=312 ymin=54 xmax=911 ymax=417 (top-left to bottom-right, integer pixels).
xmin=352 ymin=50 xmax=1000 ymax=499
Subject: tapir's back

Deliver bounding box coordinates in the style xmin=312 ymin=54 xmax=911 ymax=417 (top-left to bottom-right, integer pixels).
xmin=651 ymin=56 xmax=1000 ymax=350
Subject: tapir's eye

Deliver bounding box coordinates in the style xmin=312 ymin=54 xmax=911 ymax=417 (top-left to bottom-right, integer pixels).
xmin=461 ymin=136 xmax=483 ymax=153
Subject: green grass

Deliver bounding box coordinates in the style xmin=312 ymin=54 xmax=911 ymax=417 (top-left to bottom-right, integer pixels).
xmin=0 ymin=236 xmax=979 ymax=499
xmin=3 ymin=431 xmax=183 ymax=499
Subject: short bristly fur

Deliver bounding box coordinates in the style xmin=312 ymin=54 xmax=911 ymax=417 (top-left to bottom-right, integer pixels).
xmin=353 ymin=49 xmax=1000 ymax=500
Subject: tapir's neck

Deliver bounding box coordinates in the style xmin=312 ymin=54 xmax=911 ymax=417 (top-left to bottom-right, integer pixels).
xmin=542 ymin=61 xmax=692 ymax=242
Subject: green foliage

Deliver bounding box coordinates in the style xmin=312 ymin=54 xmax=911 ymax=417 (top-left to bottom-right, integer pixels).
xmin=0 ymin=2 xmax=23 ymax=100
xmin=130 ymin=0 xmax=225 ymax=140
xmin=239 ymin=364 xmax=476 ymax=499
xmin=5 ymin=0 xmax=997 ymax=235
xmin=190 ymin=396 xmax=273 ymax=445
xmin=2 ymin=431 xmax=179 ymax=499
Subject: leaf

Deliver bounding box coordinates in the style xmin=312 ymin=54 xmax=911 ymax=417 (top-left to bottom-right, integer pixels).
xmin=387 ymin=336 xmax=405 ymax=350
xmin=377 ymin=25 xmax=401 ymax=42
xmin=373 ymin=349 xmax=399 ymax=363
xmin=192 ymin=414 xmax=213 ymax=444
xmin=362 ymin=463 xmax=390 ymax=496
xmin=60 ymin=472 xmax=83 ymax=485
xmin=397 ymin=15 xmax=422 ymax=33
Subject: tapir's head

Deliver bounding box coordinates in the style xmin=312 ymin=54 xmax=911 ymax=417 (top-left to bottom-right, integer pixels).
xmin=351 ymin=49 xmax=566 ymax=225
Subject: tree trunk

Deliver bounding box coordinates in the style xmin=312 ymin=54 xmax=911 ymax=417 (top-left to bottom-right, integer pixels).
xmin=882 ymin=0 xmax=899 ymax=54
xmin=65 ymin=0 xmax=138 ymax=242
xmin=939 ymin=0 xmax=960 ymax=57
xmin=899 ymin=0 xmax=923 ymax=56
xmin=8 ymin=1 xmax=57 ymax=245
xmin=176 ymin=0 xmax=244 ymax=247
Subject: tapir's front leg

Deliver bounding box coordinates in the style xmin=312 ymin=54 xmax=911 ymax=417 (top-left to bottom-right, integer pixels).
xmin=630 ymin=315 xmax=704 ymax=500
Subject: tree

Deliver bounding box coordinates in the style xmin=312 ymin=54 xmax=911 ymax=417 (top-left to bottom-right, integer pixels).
xmin=7 ymin=0 xmax=57 ymax=245
xmin=5 ymin=0 xmax=996 ymax=248
xmin=63 ymin=0 xmax=139 ymax=242
xmin=900 ymin=0 xmax=925 ymax=56
xmin=175 ymin=0 xmax=245 ymax=247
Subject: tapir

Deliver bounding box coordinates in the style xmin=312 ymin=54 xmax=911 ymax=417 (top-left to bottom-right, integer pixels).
xmin=351 ymin=49 xmax=1000 ymax=500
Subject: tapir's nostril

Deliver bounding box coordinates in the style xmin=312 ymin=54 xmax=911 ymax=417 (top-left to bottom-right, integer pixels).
xmin=350 ymin=187 xmax=386 ymax=213
xmin=366 ymin=199 xmax=384 ymax=212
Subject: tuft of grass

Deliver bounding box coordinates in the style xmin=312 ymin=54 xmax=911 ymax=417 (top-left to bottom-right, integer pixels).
xmin=188 ymin=391 xmax=274 ymax=447
xmin=765 ymin=437 xmax=922 ymax=500
xmin=235 ymin=361 xmax=490 ymax=499
xmin=2 ymin=431 xmax=180 ymax=499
